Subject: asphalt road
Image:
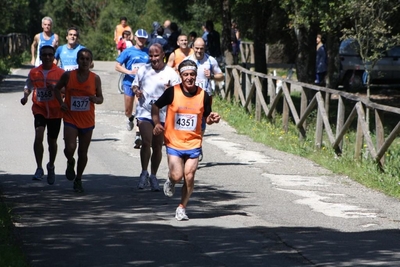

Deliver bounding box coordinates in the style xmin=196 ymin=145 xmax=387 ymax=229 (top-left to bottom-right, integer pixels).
xmin=1 ymin=62 xmax=400 ymax=266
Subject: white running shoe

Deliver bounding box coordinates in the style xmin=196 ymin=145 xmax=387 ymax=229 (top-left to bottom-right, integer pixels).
xmin=149 ymin=175 xmax=161 ymax=192
xmin=127 ymin=119 xmax=134 ymax=131
xmin=163 ymin=179 xmax=175 ymax=197
xmin=175 ymin=207 xmax=189 ymax=221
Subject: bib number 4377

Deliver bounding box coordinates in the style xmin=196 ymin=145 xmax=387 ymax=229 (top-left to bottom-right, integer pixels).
xmin=71 ymin=96 xmax=90 ymax=111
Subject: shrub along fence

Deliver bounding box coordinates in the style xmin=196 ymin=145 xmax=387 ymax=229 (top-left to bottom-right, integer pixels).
xmin=220 ymin=64 xmax=400 ymax=168
xmin=0 ymin=33 xmax=30 ymax=58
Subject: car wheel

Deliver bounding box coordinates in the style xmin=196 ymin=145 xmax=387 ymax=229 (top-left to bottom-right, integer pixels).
xmin=343 ymin=71 xmax=364 ymax=92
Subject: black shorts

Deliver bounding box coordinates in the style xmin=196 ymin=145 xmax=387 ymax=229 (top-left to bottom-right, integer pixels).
xmin=34 ymin=114 xmax=62 ymax=139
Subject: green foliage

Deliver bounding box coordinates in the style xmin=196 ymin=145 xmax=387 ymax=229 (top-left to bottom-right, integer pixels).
xmin=0 ymin=53 xmax=28 ymax=79
xmin=0 ymin=0 xmax=30 ymax=33
xmin=341 ymin=0 xmax=400 ymax=68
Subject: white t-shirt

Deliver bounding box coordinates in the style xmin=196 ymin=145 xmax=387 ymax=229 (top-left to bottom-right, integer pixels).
xmin=132 ymin=64 xmax=180 ymax=122
xmin=184 ymin=53 xmax=222 ymax=95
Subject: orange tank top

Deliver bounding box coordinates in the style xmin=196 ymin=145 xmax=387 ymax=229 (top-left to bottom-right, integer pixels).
xmin=30 ymin=64 xmax=65 ymax=119
xmin=173 ymin=48 xmax=194 ymax=68
xmin=63 ymin=70 xmax=96 ymax=128
xmin=115 ymin=25 xmax=132 ymax=43
xmin=164 ymin=85 xmax=205 ymax=150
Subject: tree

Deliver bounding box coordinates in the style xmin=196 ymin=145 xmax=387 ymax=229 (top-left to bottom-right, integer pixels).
xmin=341 ymin=0 xmax=400 ymax=124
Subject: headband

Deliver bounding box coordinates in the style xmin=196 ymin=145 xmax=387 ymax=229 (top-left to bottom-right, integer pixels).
xmin=179 ymin=66 xmax=197 ymax=73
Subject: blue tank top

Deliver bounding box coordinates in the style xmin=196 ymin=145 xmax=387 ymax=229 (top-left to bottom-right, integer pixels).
xmin=35 ymin=32 xmax=56 ymax=67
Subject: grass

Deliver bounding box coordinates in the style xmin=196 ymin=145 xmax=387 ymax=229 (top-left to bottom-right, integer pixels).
xmin=212 ymin=96 xmax=400 ymax=198
xmin=0 ymin=197 xmax=28 ymax=267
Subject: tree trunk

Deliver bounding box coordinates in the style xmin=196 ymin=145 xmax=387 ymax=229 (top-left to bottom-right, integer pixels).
xmin=294 ymin=26 xmax=317 ymax=84
xmin=220 ymin=0 xmax=233 ymax=65
xmin=252 ymin=1 xmax=269 ymax=74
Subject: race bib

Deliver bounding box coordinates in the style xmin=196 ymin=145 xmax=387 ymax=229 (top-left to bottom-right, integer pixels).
xmin=174 ymin=113 xmax=197 ymax=131
xmin=71 ymin=96 xmax=90 ymax=111
xmin=144 ymin=98 xmax=157 ymax=111
xmin=64 ymin=65 xmax=78 ymax=71
xmin=196 ymin=79 xmax=206 ymax=89
xmin=36 ymin=87 xmax=54 ymax=102
xmin=131 ymin=63 xmax=145 ymax=70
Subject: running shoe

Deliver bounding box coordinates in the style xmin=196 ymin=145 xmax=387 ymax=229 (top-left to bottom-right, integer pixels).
xmin=137 ymin=172 xmax=149 ymax=189
xmin=73 ymin=179 xmax=84 ymax=193
xmin=134 ymin=135 xmax=142 ymax=149
xmin=127 ymin=119 xmax=134 ymax=131
xmin=149 ymin=175 xmax=160 ymax=192
xmin=46 ymin=163 xmax=56 ymax=185
xmin=163 ymin=179 xmax=175 ymax=197
xmin=32 ymin=167 xmax=44 ymax=180
xmin=175 ymin=207 xmax=189 ymax=221
xmin=65 ymin=158 xmax=76 ymax=181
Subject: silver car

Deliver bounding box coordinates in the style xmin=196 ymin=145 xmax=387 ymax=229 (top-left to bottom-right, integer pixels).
xmin=339 ymin=39 xmax=400 ymax=91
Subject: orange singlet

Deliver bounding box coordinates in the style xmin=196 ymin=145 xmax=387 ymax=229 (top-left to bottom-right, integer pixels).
xmin=115 ymin=25 xmax=132 ymax=44
xmin=30 ymin=64 xmax=65 ymax=119
xmin=63 ymin=70 xmax=96 ymax=128
xmin=173 ymin=48 xmax=194 ymax=69
xmin=164 ymin=85 xmax=205 ymax=150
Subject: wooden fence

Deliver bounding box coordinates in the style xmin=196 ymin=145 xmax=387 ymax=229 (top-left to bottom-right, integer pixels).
xmin=219 ymin=64 xmax=400 ymax=168
xmin=0 ymin=33 xmax=30 ymax=58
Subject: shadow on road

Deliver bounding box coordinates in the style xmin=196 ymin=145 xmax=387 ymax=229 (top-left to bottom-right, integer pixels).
xmin=2 ymin=173 xmax=400 ymax=266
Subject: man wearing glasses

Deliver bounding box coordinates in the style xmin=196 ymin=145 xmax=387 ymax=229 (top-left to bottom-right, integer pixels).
xmin=21 ymin=45 xmax=65 ymax=185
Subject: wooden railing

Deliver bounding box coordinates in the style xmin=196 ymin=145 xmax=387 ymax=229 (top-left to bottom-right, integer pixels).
xmin=219 ymin=64 xmax=400 ymax=167
xmin=0 ymin=33 xmax=30 ymax=57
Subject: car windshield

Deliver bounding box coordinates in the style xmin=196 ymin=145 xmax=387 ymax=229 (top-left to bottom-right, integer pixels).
xmin=339 ymin=39 xmax=359 ymax=55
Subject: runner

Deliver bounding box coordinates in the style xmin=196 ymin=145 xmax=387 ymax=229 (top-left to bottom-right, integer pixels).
xmin=151 ymin=59 xmax=220 ymax=220
xmin=167 ymin=34 xmax=194 ymax=72
xmin=54 ymin=48 xmax=104 ymax=193
xmin=54 ymin=27 xmax=86 ymax=71
xmin=131 ymin=43 xmax=180 ymax=191
xmin=115 ymin=29 xmax=149 ymax=148
xmin=31 ymin=16 xmax=59 ymax=67
xmin=21 ymin=45 xmax=65 ymax=185
xmin=114 ymin=17 xmax=132 ymax=49
xmin=184 ymin=37 xmax=224 ymax=160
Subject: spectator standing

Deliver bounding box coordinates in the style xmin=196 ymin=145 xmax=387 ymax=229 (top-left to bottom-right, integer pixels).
xmin=231 ymin=20 xmax=241 ymax=64
xmin=131 ymin=44 xmax=180 ymax=191
xmin=148 ymin=26 xmax=169 ymax=54
xmin=31 ymin=16 xmax=59 ymax=67
xmin=166 ymin=22 xmax=180 ymax=61
xmin=204 ymin=20 xmax=222 ymax=60
xmin=315 ymin=34 xmax=327 ymax=85
xmin=54 ymin=27 xmax=86 ymax=71
xmin=163 ymin=20 xmax=172 ymax=39
xmin=188 ymin=31 xmax=197 ymax=48
xmin=117 ymin=30 xmax=133 ymax=54
xmin=21 ymin=45 xmax=65 ymax=185
xmin=152 ymin=59 xmax=221 ymax=221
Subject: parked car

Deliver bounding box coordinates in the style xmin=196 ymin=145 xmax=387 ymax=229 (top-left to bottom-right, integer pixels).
xmin=339 ymin=39 xmax=400 ymax=91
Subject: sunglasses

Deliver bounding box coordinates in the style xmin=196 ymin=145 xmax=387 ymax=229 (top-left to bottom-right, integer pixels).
xmin=41 ymin=53 xmax=54 ymax=57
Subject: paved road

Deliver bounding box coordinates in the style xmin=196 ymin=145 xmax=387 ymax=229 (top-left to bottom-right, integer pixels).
xmin=1 ymin=62 xmax=400 ymax=266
